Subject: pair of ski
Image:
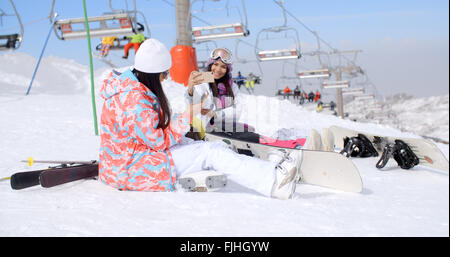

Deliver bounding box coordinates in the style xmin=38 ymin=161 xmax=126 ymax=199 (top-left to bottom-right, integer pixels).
xmin=7 ymin=160 xmax=98 ymax=190
xmin=323 ymin=126 xmax=449 ymax=172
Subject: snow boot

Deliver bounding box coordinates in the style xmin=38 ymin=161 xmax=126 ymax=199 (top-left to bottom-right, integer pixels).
xmin=178 ymin=170 xmax=227 ymax=192
xmin=271 ymin=150 xmax=303 ymax=200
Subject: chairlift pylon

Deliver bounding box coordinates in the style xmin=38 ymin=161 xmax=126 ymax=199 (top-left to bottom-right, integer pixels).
xmin=0 ymin=0 xmax=24 ymax=51
xmin=191 ymin=0 xmax=250 ymax=42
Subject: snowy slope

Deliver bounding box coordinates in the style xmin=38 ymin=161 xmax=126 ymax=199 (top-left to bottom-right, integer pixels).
xmin=345 ymin=94 xmax=449 ymax=142
xmin=0 ymin=53 xmax=448 ymax=236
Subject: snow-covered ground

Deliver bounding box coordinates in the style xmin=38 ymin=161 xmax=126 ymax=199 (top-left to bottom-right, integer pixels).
xmin=0 ymin=52 xmax=448 ymax=236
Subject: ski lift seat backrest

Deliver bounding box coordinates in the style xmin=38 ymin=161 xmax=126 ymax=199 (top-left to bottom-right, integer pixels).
xmin=342 ymin=87 xmax=364 ymax=95
xmin=192 ymin=23 xmax=248 ymax=42
xmin=54 ymin=13 xmax=136 ymax=40
xmin=257 ymin=48 xmax=300 ymax=61
xmin=353 ymin=94 xmax=374 ymax=101
xmin=0 ymin=33 xmax=21 ymax=50
xmin=322 ymin=80 xmax=350 ymax=89
xmin=298 ymin=69 xmax=330 ymax=79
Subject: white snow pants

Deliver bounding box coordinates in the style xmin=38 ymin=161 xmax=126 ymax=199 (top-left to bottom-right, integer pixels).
xmin=170 ymin=139 xmax=276 ymax=197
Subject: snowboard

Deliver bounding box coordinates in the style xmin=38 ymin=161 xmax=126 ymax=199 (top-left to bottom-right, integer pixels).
xmin=204 ymin=131 xmax=363 ymax=193
xmin=323 ymin=125 xmax=449 ymax=172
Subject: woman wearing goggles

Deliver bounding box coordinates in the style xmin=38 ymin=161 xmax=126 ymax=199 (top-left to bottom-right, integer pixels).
xmin=186 ymin=47 xmax=243 ymax=140
xmin=186 ymin=48 xmax=309 ymax=150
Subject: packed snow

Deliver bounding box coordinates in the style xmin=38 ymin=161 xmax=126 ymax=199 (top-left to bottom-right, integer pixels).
xmin=0 ymin=52 xmax=448 ymax=236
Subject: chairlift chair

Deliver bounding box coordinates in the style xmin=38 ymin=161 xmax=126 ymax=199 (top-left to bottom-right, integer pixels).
xmin=298 ymin=69 xmax=330 ymax=79
xmin=255 ymin=27 xmax=301 ymax=62
xmin=254 ymin=0 xmax=301 ymax=62
xmin=322 ymin=80 xmax=350 ymax=89
xmin=342 ymin=87 xmax=364 ymax=95
xmin=53 ymin=12 xmax=143 ymax=40
xmin=193 ymin=23 xmax=249 ymax=42
xmin=0 ymin=0 xmax=24 ymax=51
xmin=193 ymin=40 xmax=217 ymax=71
xmin=353 ymin=94 xmax=374 ymax=101
xmin=0 ymin=33 xmax=21 ymax=50
xmin=191 ymin=0 xmax=250 ymax=42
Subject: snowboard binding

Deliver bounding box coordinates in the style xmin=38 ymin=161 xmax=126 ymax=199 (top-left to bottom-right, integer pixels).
xmin=376 ymin=139 xmax=420 ymax=170
xmin=340 ymin=134 xmax=379 ymax=158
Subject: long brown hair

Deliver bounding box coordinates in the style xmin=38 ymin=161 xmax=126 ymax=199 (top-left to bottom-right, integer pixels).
xmin=132 ymin=68 xmax=171 ymax=129
xmin=207 ymin=62 xmax=234 ymax=101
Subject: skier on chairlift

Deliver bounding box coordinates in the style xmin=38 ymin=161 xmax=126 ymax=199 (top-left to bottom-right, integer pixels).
xmin=234 ymin=71 xmax=245 ymax=90
xmin=122 ymin=32 xmax=146 ymax=59
xmin=99 ymin=36 xmax=117 ymax=57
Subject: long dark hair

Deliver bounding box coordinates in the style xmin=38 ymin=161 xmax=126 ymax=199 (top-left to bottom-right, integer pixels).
xmin=207 ymin=62 xmax=234 ymax=100
xmin=132 ymin=68 xmax=171 ymax=130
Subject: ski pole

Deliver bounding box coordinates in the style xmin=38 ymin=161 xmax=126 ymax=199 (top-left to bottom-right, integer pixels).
xmin=0 ymin=176 xmax=11 ymax=182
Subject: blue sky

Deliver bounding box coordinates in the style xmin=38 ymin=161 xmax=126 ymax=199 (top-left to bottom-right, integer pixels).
xmin=1 ymin=0 xmax=449 ymax=97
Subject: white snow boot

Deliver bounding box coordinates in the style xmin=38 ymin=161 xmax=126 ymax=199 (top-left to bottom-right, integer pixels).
xmin=271 ymin=150 xmax=303 ymax=200
xmin=178 ymin=170 xmax=227 ymax=192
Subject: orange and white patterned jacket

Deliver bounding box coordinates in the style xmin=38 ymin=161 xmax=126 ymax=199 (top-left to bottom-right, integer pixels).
xmin=99 ymin=69 xmax=191 ymax=191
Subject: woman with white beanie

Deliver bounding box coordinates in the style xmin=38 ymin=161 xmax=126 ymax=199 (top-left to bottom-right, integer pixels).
xmin=98 ymin=38 xmax=303 ymax=200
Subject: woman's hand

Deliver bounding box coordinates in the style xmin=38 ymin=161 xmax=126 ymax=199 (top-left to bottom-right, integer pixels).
xmin=201 ymin=109 xmax=217 ymax=119
xmin=186 ymin=103 xmax=203 ymax=117
xmin=187 ymin=71 xmax=204 ymax=96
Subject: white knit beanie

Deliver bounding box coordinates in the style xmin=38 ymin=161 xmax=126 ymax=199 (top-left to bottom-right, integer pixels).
xmin=134 ymin=39 xmax=172 ymax=73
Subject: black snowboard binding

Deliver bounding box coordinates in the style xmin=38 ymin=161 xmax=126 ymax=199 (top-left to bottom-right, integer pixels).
xmin=340 ymin=134 xmax=379 ymax=158
xmin=376 ymin=139 xmax=420 ymax=170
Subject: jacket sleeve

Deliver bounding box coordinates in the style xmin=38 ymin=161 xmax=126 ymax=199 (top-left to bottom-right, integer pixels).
xmin=124 ymin=90 xmax=191 ymax=151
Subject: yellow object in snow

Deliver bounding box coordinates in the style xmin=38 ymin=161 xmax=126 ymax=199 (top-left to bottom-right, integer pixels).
xmin=191 ymin=116 xmax=206 ymax=139
xmin=26 ymin=156 xmax=34 ymax=167
xmin=317 ymin=105 xmax=323 ymax=112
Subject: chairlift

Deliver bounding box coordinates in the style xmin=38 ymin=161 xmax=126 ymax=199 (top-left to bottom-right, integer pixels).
xmin=353 ymin=94 xmax=374 ymax=101
xmin=276 ymin=74 xmax=301 ymax=98
xmin=322 ymin=80 xmax=350 ymax=89
xmin=342 ymin=87 xmax=364 ymax=95
xmin=0 ymin=0 xmax=24 ymax=51
xmin=193 ymin=40 xmax=217 ymax=70
xmin=298 ymin=69 xmax=330 ymax=79
xmin=50 ymin=0 xmax=148 ymax=41
xmin=234 ymin=39 xmax=256 ymax=64
xmin=191 ymin=0 xmax=250 ymax=42
xmin=254 ymin=1 xmax=301 ymax=62
xmin=193 ymin=23 xmax=249 ymax=42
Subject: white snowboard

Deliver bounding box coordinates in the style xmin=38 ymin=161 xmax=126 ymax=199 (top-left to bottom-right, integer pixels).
xmin=204 ymin=132 xmax=363 ymax=193
xmin=324 ymin=125 xmax=449 ymax=172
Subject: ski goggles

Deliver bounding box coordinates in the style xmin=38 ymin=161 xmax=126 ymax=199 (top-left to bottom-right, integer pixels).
xmin=210 ymin=48 xmax=232 ymax=64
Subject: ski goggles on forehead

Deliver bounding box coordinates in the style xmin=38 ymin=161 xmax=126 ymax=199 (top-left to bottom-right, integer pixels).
xmin=210 ymin=48 xmax=232 ymax=64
